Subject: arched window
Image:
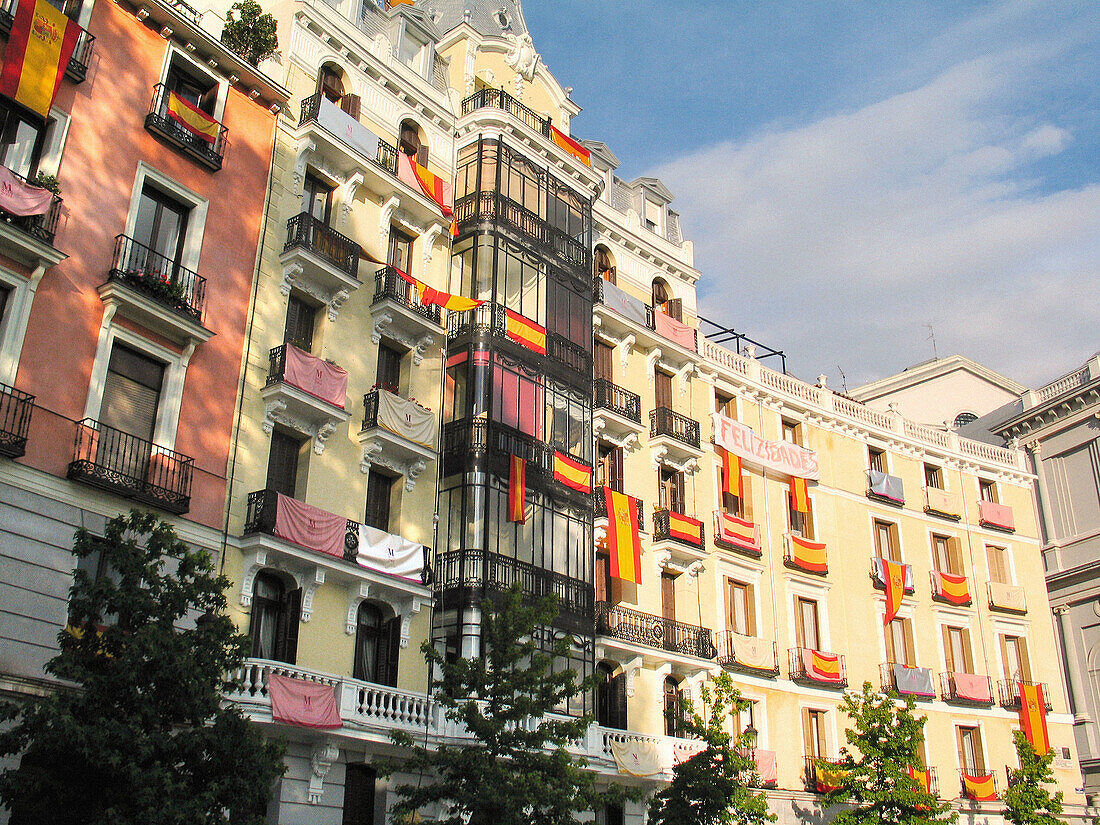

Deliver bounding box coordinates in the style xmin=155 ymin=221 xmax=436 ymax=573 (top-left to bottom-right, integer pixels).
xmin=953 ymin=411 xmax=978 ymax=428
xmin=595 ymin=662 xmax=627 ymax=729
xmin=651 ymin=277 xmax=681 ymax=321
xmin=593 ymin=245 xmax=615 ymax=283
xmin=353 ymin=602 xmax=400 ymax=686
xmin=664 ymin=676 xmax=684 ymax=737
xmin=651 ymin=278 xmax=668 ymax=308
xmin=399 ymin=119 xmax=427 ymax=166
xmin=250 ymin=572 xmax=301 ymax=664
xmin=319 ymin=64 xmax=344 ymax=102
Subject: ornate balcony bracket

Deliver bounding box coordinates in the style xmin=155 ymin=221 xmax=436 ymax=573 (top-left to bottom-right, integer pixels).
xmin=421 ymin=222 xmax=443 ymax=263
xmin=646 ymin=347 xmax=663 ymax=384
xmin=369 ymin=311 xmax=436 ymax=364
xmin=359 ymin=440 xmax=429 ymax=492
xmin=309 ymin=741 xmax=340 ymax=804
xmin=338 ymin=172 xmax=364 ymax=230
xmin=261 ymin=396 xmax=343 ymax=455
xmin=676 ymin=362 xmax=696 ymax=396
xmin=300 ymin=566 xmax=326 ymax=622
xmin=651 ymin=446 xmax=699 ymax=475
xmin=292 ymin=138 xmax=318 ymax=196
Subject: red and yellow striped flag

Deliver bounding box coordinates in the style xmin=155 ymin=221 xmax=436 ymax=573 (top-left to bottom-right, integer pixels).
xmin=718 ymin=446 xmax=742 ymax=498
xmin=879 ymin=558 xmax=906 ymax=624
xmin=789 ymin=535 xmax=827 ymax=573
xmin=1019 ymin=682 xmax=1050 ymax=754
xmin=963 ymin=773 xmax=997 ymax=801
xmin=508 ymin=454 xmax=526 ymax=523
xmin=549 ymin=125 xmax=591 ymax=166
xmin=908 ymin=767 xmax=931 ymax=794
xmin=715 ymin=511 xmax=758 ymax=551
xmin=553 ymin=451 xmax=591 ymax=493
xmin=410 ymin=158 xmax=453 ymax=216
xmin=668 ymin=511 xmax=703 ymax=546
xmin=932 ymin=571 xmax=971 ymax=605
xmin=0 ymin=0 xmax=81 ymax=118
xmin=790 ymin=476 xmax=810 ymax=513
xmin=808 ymin=649 xmax=841 ymax=682
xmin=815 ymin=762 xmax=848 ymax=792
xmin=604 ymin=487 xmax=641 ymax=584
xmin=416 ymin=282 xmax=484 ymax=312
xmin=504 ymin=309 xmax=546 ymax=354
xmin=166 ymin=92 xmax=220 ymax=143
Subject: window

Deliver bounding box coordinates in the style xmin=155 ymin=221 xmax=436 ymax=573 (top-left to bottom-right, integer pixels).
xmin=719 ymin=466 xmax=752 ymax=520
xmin=1000 ymin=634 xmax=1031 ymax=682
xmin=594 ymin=340 xmax=614 ymax=382
xmin=594 ymin=552 xmax=620 ymax=605
xmin=596 ymin=804 xmax=624 ymax=825
xmin=133 ymin=184 xmax=189 ymax=266
xmin=266 ymin=428 xmax=307 ymax=497
xmin=651 ymin=278 xmax=668 ymax=308
xmin=398 ymin=32 xmax=426 ymax=74
xmin=375 ymin=342 xmax=402 ymax=395
xmin=99 ymin=344 xmax=164 ymax=442
xmin=795 ymin=596 xmax=820 ymax=650
xmin=725 ymin=578 xmax=756 ymax=636
xmin=868 ymin=446 xmax=885 ymax=474
xmin=954 ymin=411 xmax=978 ymax=428
xmin=924 ymin=463 xmax=942 ymax=489
xmin=787 ymin=485 xmax=814 ymax=539
xmin=342 ymin=764 xmax=377 ymax=825
xmin=284 ymin=295 xmax=317 ymax=352
xmin=595 ymin=663 xmax=627 ymax=730
xmin=594 ymin=245 xmax=615 ymax=282
xmin=596 ymin=444 xmax=623 ymax=492
xmin=166 ymin=57 xmax=218 ymax=117
xmin=663 ymin=677 xmax=684 ymax=737
xmin=734 ymin=698 xmax=759 ymax=739
xmin=979 ymin=479 xmax=997 ymax=503
xmin=873 ymin=520 xmax=901 ymax=562
xmin=932 ymin=534 xmax=963 ymax=575
xmin=303 ymin=173 xmax=334 ymax=224
xmin=545 ymin=278 xmax=592 ymax=349
xmin=319 ymin=65 xmax=344 ymax=102
xmin=782 ymin=419 xmax=801 ymax=445
xmin=353 ymin=603 xmax=399 ymax=686
xmin=70 ymin=536 xmax=120 ymax=626
xmin=956 ymin=726 xmax=985 ymax=774
xmin=884 ymin=617 xmax=915 ymax=666
xmin=399 ymin=119 xmax=427 ymax=166
xmin=364 ymin=469 xmax=394 ymax=532
xmin=654 ymin=369 xmax=673 ymax=410
xmin=803 ymin=708 xmax=828 ymax=758
xmin=0 ymin=99 xmax=44 ymax=178
xmin=644 ymin=199 xmax=661 ymax=233
xmin=545 ymin=381 xmax=590 ymax=461
xmin=249 ymin=572 xmax=300 ymax=663
xmin=943 ymin=625 xmax=974 ymax=673
xmin=715 ymin=392 xmax=735 ymax=417
xmin=444 ymin=352 xmax=468 ymax=423
xmin=986 ymin=544 xmax=1010 ymax=584
xmin=491 ymin=355 xmax=543 ymax=438
xmin=658 ymin=467 xmax=685 ymax=514
xmin=387 ymin=226 xmax=413 ymax=273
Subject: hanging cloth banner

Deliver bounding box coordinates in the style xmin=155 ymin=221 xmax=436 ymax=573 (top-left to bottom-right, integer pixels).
xmin=375 ymin=389 xmax=436 ymax=447
xmin=508 ymin=454 xmax=526 ymax=523
xmin=549 ymin=124 xmax=591 ymax=166
xmin=951 ymin=672 xmax=991 ymax=703
xmin=875 ymin=558 xmax=908 ymax=624
xmin=416 ymin=281 xmax=483 ymax=312
xmin=0 ymin=0 xmax=81 ymax=118
xmin=931 ymin=571 xmax=971 ymax=605
xmin=962 ymin=773 xmax=997 ymax=801
xmin=604 ymin=487 xmax=642 ymax=584
xmin=925 ymin=486 xmax=961 ymax=518
xmin=714 ymin=511 xmax=759 ymax=553
xmin=652 ymin=310 xmax=697 ymax=351
xmin=609 ymin=738 xmax=662 ymax=776
xmin=268 ymin=673 xmax=342 ymax=729
xmin=283 ymin=344 xmax=348 ymax=408
xmin=788 ymin=535 xmax=827 ymax=573
xmin=273 ymin=493 xmax=347 ymax=559
xmin=597 ymin=278 xmax=648 ymax=326
xmin=717 ymin=447 xmax=742 ymax=498
xmin=667 ymin=511 xmax=703 ymax=546
xmin=751 ymin=749 xmax=778 ymax=785
xmin=0 ymin=164 xmax=52 ymax=215
xmin=815 ymin=762 xmax=849 ymax=792
xmin=317 ymin=94 xmax=379 ymax=160
xmin=166 ymin=92 xmax=220 ymax=143
xmin=790 ymin=477 xmax=810 ymax=513
xmin=979 ymin=499 xmax=1015 ymax=531
xmin=729 ymin=632 xmax=774 ymax=671
xmin=1019 ymin=682 xmax=1050 ymax=754
xmin=356 ymin=524 xmax=424 ymax=580
xmin=396 ymin=151 xmax=454 ymax=216
xmin=504 ymin=308 xmax=547 ymax=354
xmin=868 ymin=469 xmax=905 ymax=504
xmin=712 ymin=413 xmax=820 ymax=480
xmin=892 ymin=664 xmax=935 ymax=697
xmin=553 ymin=451 xmax=591 ymax=493
xmin=803 ymin=648 xmax=842 ymax=683
xmin=908 ymin=767 xmax=931 ymax=794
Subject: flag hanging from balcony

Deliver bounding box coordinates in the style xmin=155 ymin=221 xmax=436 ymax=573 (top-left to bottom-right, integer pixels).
xmin=166 ymin=92 xmax=220 ymax=144
xmin=549 ymin=125 xmax=591 ymax=166
xmin=790 ymin=476 xmax=810 ymax=513
xmin=931 ymin=571 xmax=971 ymax=605
xmin=803 ymin=648 xmax=842 ymax=683
xmin=668 ymin=511 xmax=703 ymax=546
xmin=962 ymin=773 xmax=997 ymax=801
xmin=508 ymin=454 xmax=526 ymax=523
xmin=714 ymin=511 xmax=759 ymax=553
xmin=396 ymin=151 xmax=454 ymax=216
xmin=0 ymin=0 xmax=81 ymax=119
xmin=815 ymin=762 xmax=848 ymax=792
xmin=268 ymin=673 xmax=342 ymax=729
xmin=415 ymin=281 xmax=484 ymax=312
xmin=908 ymin=767 xmax=931 ymax=794
xmin=718 ymin=446 xmax=742 ymax=498
xmin=604 ymin=487 xmax=642 ymax=584
xmin=504 ymin=308 xmax=547 ymax=354
xmin=553 ymin=451 xmax=591 ymax=493
xmin=788 ymin=535 xmax=827 ymax=573
xmin=876 ymin=558 xmax=906 ymax=624
xmin=1019 ymin=682 xmax=1050 ymax=753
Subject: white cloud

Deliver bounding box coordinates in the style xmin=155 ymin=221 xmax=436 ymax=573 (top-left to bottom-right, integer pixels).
xmin=652 ymin=46 xmax=1100 ymax=388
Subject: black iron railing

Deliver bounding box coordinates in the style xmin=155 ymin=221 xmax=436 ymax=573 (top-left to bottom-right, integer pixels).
xmin=0 ymin=0 xmax=94 ymax=81
xmin=298 ymin=92 xmax=400 ymax=175
xmin=68 ymin=419 xmax=193 ymax=514
xmin=595 ymin=601 xmax=716 ymax=659
xmin=997 ymin=679 xmax=1053 ymax=710
xmin=145 ymin=84 xmax=227 ymax=171
xmin=0 ymin=165 xmax=62 ymax=244
xmin=652 ymin=508 xmax=704 ymax=549
xmin=372 ymin=266 xmax=441 ymax=324
xmin=940 ymin=672 xmax=994 ymax=706
xmin=960 ymin=772 xmax=999 ymax=801
xmin=243 ymin=488 xmax=359 ymax=561
xmin=446 ymin=300 xmax=498 ymax=339
xmin=460 ymin=87 xmax=552 ymax=137
xmin=108 ymin=234 xmax=206 ymax=322
xmin=789 ymin=648 xmax=848 ymax=688
xmin=442 ymin=418 xmax=488 ymax=459
xmin=284 ymin=211 xmax=360 ymax=279
xmin=0 ymin=382 xmax=33 ymax=458
xmin=546 ymin=332 xmax=591 ymax=375
xmin=453 ymin=191 xmax=588 ymax=272
xmin=591 ymin=486 xmax=644 ymax=523
xmin=650 ymin=407 xmax=700 ymax=449
xmin=593 ymin=378 xmax=640 ymax=423
xmin=804 ymin=756 xmax=846 ymax=793
xmin=435 ymin=549 xmax=594 ymax=624
xmin=714 ymin=630 xmax=779 ymax=676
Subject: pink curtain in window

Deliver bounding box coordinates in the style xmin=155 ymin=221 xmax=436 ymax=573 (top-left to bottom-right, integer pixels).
xmin=274 ymin=493 xmax=346 ymax=558
xmin=283 ymin=344 xmax=348 ymax=408
xmin=268 ymin=673 xmax=341 ymax=729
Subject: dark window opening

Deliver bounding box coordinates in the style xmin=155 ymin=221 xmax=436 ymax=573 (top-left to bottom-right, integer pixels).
xmin=399 ymin=119 xmax=427 ymax=166
xmin=303 ymin=173 xmax=334 ymax=225
xmin=284 ymin=294 xmax=317 ymax=352
xmin=375 ymin=342 xmax=403 ymax=395
xmin=353 ymin=602 xmax=400 ymax=686
xmin=266 ymin=429 xmax=306 ymax=498
xmin=133 ymin=184 xmax=189 ymax=265
xmin=364 ymin=469 xmax=394 ymax=532
xmin=249 ymin=572 xmax=301 ymax=663
xmin=99 ymin=344 xmax=164 ymax=443
xmin=0 ymin=100 xmax=45 ymax=178
xmin=342 ymin=764 xmax=377 ymax=825
xmin=595 ymin=663 xmax=627 ymax=730
xmin=166 ymin=62 xmax=217 ymax=116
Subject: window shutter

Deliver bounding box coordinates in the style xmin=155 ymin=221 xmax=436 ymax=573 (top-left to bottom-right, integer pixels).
xmin=378 ymin=615 xmax=400 ymax=687
xmin=277 ymin=587 xmax=302 ymax=665
xmin=801 ymin=708 xmax=814 ymax=756
xmin=99 ymin=346 xmax=164 ymax=442
xmin=284 ymin=296 xmax=316 ymax=351
xmin=339 ymin=93 xmax=361 ymax=120
xmin=1018 ymin=638 xmax=1032 ymax=681
xmin=962 ymin=629 xmax=974 ymax=672
xmin=672 ymin=471 xmax=685 ymax=514
xmin=903 ymin=619 xmax=916 ymax=667
xmin=594 ymin=341 xmax=614 ymax=381
xmin=664 ymin=298 xmax=683 ymax=322
xmin=612 ymin=672 xmax=627 ymax=730
xmin=266 ymin=430 xmax=301 ymax=497
xmin=595 ymin=554 xmax=608 ymax=603
xmin=942 ymin=626 xmax=955 ymax=672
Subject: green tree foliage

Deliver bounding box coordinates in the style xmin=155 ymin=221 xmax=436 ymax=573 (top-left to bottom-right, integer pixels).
xmin=382 ymin=586 xmax=638 ymax=825
xmin=649 ymin=671 xmax=775 ymax=825
xmin=1003 ymin=732 xmax=1064 ymax=825
xmin=825 ymin=682 xmax=955 ymax=825
xmin=220 ymin=0 xmax=278 ymax=67
xmin=0 ymin=511 xmax=285 ymax=825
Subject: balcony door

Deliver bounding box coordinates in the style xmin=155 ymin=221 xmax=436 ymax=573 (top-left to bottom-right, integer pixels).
xmin=594 ymin=341 xmax=614 ymax=382
xmin=654 ymin=369 xmax=673 ymax=411
xmin=98 ymin=344 xmax=163 ymax=484
xmin=303 ymin=173 xmax=334 ymax=225
xmin=795 ymin=596 xmax=820 ymax=651
xmin=133 ymin=185 xmax=188 ymax=273
xmin=661 ymin=571 xmax=677 ymax=650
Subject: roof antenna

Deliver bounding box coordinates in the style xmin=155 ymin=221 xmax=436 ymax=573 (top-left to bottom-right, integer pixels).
xmin=837 ymin=365 xmax=848 ymax=393
xmin=925 ymin=323 xmax=938 ymax=360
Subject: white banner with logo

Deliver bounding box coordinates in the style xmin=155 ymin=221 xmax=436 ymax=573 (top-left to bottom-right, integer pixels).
xmin=356 ymin=524 xmax=424 ymax=581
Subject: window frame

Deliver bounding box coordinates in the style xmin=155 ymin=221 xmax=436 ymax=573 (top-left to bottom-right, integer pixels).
xmin=725 ymin=577 xmax=756 ymax=637
xmin=158 ymin=46 xmax=228 ymax=123
xmin=923 ymin=463 xmax=943 ymax=490
xmin=123 ymin=162 xmax=209 ymax=276
xmin=867 ymin=445 xmax=886 ymax=474
xmin=956 ymin=724 xmax=987 ymax=775
xmin=873 ymin=518 xmax=902 ymax=563
xmin=786 ymin=482 xmax=814 ymax=539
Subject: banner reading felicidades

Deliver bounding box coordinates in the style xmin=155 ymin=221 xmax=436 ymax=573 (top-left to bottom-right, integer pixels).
xmin=712 ymin=412 xmax=820 ymax=480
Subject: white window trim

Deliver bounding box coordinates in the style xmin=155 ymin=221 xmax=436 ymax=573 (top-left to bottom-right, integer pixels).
xmin=157 ymin=46 xmax=228 ymax=123
xmin=37 ymin=106 xmax=71 ymax=178
xmin=869 ymin=512 xmax=904 ymax=563
xmin=717 ymin=563 xmax=764 ymax=637
xmin=736 ymin=692 xmax=767 ymax=749
xmin=935 ymin=614 xmax=976 ymax=674
xmin=799 ymin=702 xmax=838 ymax=758
xmin=954 ymin=720 xmax=991 ymax=776
xmin=0 ymin=265 xmax=43 ymax=385
xmin=124 ymin=161 xmax=209 ymax=274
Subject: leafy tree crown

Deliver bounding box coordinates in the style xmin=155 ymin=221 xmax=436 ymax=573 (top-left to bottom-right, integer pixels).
xmin=221 ymin=0 xmax=278 ymax=67
xmin=1003 ymin=731 xmax=1064 ymax=825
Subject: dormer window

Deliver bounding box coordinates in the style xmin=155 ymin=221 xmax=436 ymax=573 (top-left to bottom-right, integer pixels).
xmin=398 ymin=29 xmax=427 ymax=75
xmin=643 ymin=198 xmax=662 ymax=234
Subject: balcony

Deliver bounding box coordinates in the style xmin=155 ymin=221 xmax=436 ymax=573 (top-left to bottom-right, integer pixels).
xmin=713 ymin=511 xmax=761 ymax=557
xmin=987 ymin=581 xmax=1026 ymax=614
xmin=652 ymin=508 xmax=706 ymax=565
xmin=280 ymin=212 xmax=361 ymax=319
xmin=784 ymin=534 xmax=828 ymax=576
xmin=144 ymin=84 xmax=227 ymax=171
xmin=358 ymin=389 xmax=437 ymax=490
xmin=789 ymin=648 xmax=847 ymax=688
xmin=0 ymin=382 xmax=33 ymax=458
xmin=593 ymin=278 xmax=699 ymax=371
xmin=911 ymin=767 xmax=940 ymax=798
xmin=880 ymin=663 xmax=935 ymax=700
xmin=0 ymin=0 xmax=94 ymax=81
xmin=370 ymin=266 xmax=443 ymax=363
xmin=0 ymin=166 xmax=64 ymax=268
xmin=804 ymin=756 xmax=847 ymax=793
xmin=924 ymin=486 xmax=962 ymax=521
xmin=261 ymin=345 xmax=349 ymax=454
xmin=715 ymin=630 xmax=778 ymax=676
xmin=940 ymin=672 xmax=994 ymax=707
xmin=592 ymin=486 xmax=644 ymax=527
xmin=930 ymin=570 xmax=972 ymax=605
xmin=435 ymin=549 xmax=593 ymax=634
xmin=978 ymin=499 xmax=1015 ymax=532
xmin=997 ymin=679 xmax=1052 ymax=711
xmin=961 ymin=772 xmax=999 ymax=802
xmin=593 ymin=378 xmax=643 ymax=446
xmin=650 ymin=407 xmax=702 ymax=468
xmin=870 ymin=558 xmax=915 ymax=594
xmin=67 ymin=419 xmax=193 ymax=514
xmin=867 ymin=469 xmax=904 ymax=506
xmin=461 ymin=87 xmax=552 ymax=138
xmin=595 ymin=601 xmax=717 ymax=662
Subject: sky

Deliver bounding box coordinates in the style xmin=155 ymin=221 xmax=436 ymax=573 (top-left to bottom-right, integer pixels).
xmin=522 ymin=0 xmax=1100 ymax=390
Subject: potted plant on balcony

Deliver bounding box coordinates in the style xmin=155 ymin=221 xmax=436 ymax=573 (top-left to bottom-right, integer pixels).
xmin=125 ymin=266 xmax=189 ymax=309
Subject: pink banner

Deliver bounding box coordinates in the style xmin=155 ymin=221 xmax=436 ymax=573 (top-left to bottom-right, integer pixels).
xmin=282 ymin=344 xmax=348 ymax=408
xmin=274 ymin=493 xmax=346 ymax=558
xmin=713 ymin=413 xmax=820 ymax=480
xmin=952 ymin=671 xmax=991 ymax=703
xmin=268 ymin=673 xmax=342 ymax=729
xmin=653 ymin=310 xmax=697 ymax=351
xmin=979 ymin=499 xmax=1015 ymax=530
xmin=0 ymin=165 xmax=52 ymax=216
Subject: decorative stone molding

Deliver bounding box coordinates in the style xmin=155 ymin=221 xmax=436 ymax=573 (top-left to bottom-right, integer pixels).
xmin=395 ymin=596 xmax=425 ymax=648
xmin=504 ymin=32 xmax=539 ymax=81
xmin=593 ymin=523 xmax=607 ymax=545
xmin=263 ymin=401 xmax=336 ymax=456
xmin=338 ymin=172 xmax=363 ymax=230
xmin=292 ymin=138 xmax=317 ymax=196
xmin=346 ymin=581 xmax=373 ymax=635
xmin=676 ymin=362 xmax=695 ymax=396
xmin=623 ymin=656 xmax=643 ymax=698
xmin=654 ymin=548 xmax=672 ymax=575
xmin=421 ymin=222 xmax=443 ymax=264
xmin=359 ymin=444 xmax=428 ymax=491
xmin=328 ymin=289 xmax=349 ymax=322
xmin=299 ymin=566 xmax=326 ymax=622
xmin=379 ymin=195 xmax=400 ymax=244
xmin=308 ymin=741 xmax=340 ymax=804
xmin=646 ymin=348 xmax=663 ymax=385
xmin=280 ymin=261 xmax=303 ymax=297
xmin=239 ymin=548 xmax=269 ymax=607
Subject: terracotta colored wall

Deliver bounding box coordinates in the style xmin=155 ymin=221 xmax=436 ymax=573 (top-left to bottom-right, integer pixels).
xmin=9 ymin=0 xmax=277 ymax=530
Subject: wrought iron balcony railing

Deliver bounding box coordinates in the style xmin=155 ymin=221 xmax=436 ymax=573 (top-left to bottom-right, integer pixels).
xmin=546 ymin=331 xmax=591 ymax=376
xmin=298 ymin=92 xmax=400 ymax=176
xmin=144 ymin=84 xmax=227 ymax=171
xmin=595 ymin=601 xmax=716 ymax=659
xmin=243 ymin=488 xmax=359 ymax=559
xmin=652 ymin=508 xmax=705 ymax=549
xmin=591 ymin=486 xmax=644 ymax=523
xmin=593 ymin=378 xmax=641 ymax=423
xmin=0 ymin=0 xmax=94 ymax=81
xmin=715 ymin=630 xmax=779 ymax=676
xmin=789 ymin=648 xmax=848 ymax=688
xmin=997 ymin=679 xmax=1053 ymax=711
xmin=453 ymin=191 xmax=588 ymax=273
xmin=372 ymin=266 xmax=441 ymax=324
xmin=108 ymin=234 xmax=206 ymax=322
xmin=0 ymin=382 xmax=33 ymax=458
xmin=0 ymin=165 xmax=62 ymax=244
xmin=940 ymin=672 xmax=994 ymax=706
xmin=284 ymin=211 xmax=360 ymax=280
xmin=649 ymin=406 xmax=700 ymax=449
xmin=460 ymin=87 xmax=552 ymax=137
xmin=67 ymin=419 xmax=193 ymax=514
xmin=803 ymin=756 xmax=846 ymax=793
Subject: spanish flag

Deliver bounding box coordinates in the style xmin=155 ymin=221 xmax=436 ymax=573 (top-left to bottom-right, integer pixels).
xmin=604 ymin=487 xmax=641 ymax=584
xmin=790 ymin=476 xmax=810 ymax=513
xmin=805 ymin=649 xmax=842 ymax=682
xmin=504 ymin=309 xmax=546 ymax=355
xmin=962 ymin=773 xmax=996 ymax=801
xmin=718 ymin=447 xmax=742 ymax=498
xmin=714 ymin=511 xmax=758 ymax=552
xmin=416 ymin=282 xmax=484 ymax=312
xmin=396 ymin=151 xmax=454 ymax=216
xmin=508 ymin=454 xmax=526 ymax=524
xmin=0 ymin=0 xmax=81 ymax=118
xmin=1019 ymin=682 xmax=1050 ymax=753
xmin=553 ymin=451 xmax=591 ymax=493
xmin=931 ymin=571 xmax=971 ymax=605
xmin=789 ymin=535 xmax=827 ymax=573
xmin=549 ymin=125 xmax=591 ymax=166
xmin=878 ymin=558 xmax=906 ymax=624
xmin=815 ymin=762 xmax=848 ymax=793
xmin=166 ymin=92 xmax=220 ymax=144
xmin=908 ymin=767 xmax=931 ymax=794
xmin=668 ymin=511 xmax=703 ymax=546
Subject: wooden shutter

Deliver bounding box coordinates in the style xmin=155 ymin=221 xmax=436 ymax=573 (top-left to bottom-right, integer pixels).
xmin=609 ymin=447 xmax=624 ymax=492
xmin=902 ymin=619 xmax=916 ymax=666
xmin=987 ymin=545 xmax=1008 ymax=584
xmin=1017 ymin=637 xmax=1032 ymax=681
xmin=277 ymin=587 xmax=302 ymax=665
xmin=664 ymin=298 xmax=683 ymax=322
xmin=595 ymin=553 xmax=609 ymax=602
xmin=266 ymin=430 xmax=301 ymax=497
xmin=654 ymin=370 xmax=673 ymax=409
xmin=339 ymin=93 xmax=361 ymax=120
xmin=661 ymin=573 xmax=676 ymax=622
xmin=364 ymin=470 xmax=392 ymax=532
xmin=284 ymin=296 xmax=316 ymax=351
xmin=943 ymin=626 xmax=956 ymax=672
xmin=378 ymin=616 xmax=400 ymax=687
xmin=947 ymin=538 xmax=964 ymax=576
xmin=376 ymin=343 xmax=402 ymax=394
xmin=672 ymin=471 xmax=685 ymax=514
xmin=594 ymin=341 xmax=614 ymax=381
xmin=100 ymin=345 xmax=164 ymax=442
xmin=612 ymin=672 xmax=627 ymax=730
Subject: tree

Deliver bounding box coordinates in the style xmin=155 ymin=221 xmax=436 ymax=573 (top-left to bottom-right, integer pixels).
xmin=0 ymin=511 xmax=285 ymax=825
xmin=382 ymin=586 xmax=638 ymax=825
xmin=648 ymin=671 xmax=775 ymax=825
xmin=1003 ymin=732 xmax=1064 ymax=825
xmin=824 ymin=682 xmax=955 ymax=825
xmin=220 ymin=0 xmax=278 ymax=67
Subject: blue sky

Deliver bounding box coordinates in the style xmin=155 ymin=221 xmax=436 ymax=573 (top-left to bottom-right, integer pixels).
xmin=524 ymin=1 xmax=1100 ymax=390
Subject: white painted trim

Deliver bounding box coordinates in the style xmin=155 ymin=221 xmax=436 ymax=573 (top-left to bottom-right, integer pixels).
xmin=157 ymin=44 xmax=229 ymax=123
xmin=0 ymin=264 xmax=43 ymax=385
xmin=124 ymin=161 xmax=210 ymax=275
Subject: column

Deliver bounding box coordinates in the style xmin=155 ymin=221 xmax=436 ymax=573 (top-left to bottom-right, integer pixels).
xmin=1054 ymin=605 xmax=1098 ymax=755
